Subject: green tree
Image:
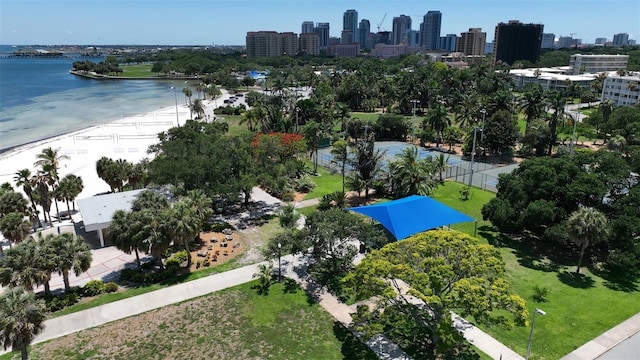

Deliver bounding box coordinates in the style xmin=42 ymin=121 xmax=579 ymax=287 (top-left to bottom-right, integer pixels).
xmin=519 ymin=83 xmax=546 ymax=134
xmin=0 ymin=238 xmax=48 ymax=291
xmin=0 ymin=287 xmax=46 ymax=360
xmin=0 ymin=213 xmax=30 ymax=249
xmin=546 ymin=90 xmax=569 ymax=155
xmin=598 ymin=99 xmax=615 ymax=143
xmin=344 ymin=230 xmax=527 ymax=358
xmin=423 ymin=104 xmax=451 ymax=148
xmin=108 ymin=210 xmax=143 ymax=269
xmin=13 ymin=169 xmax=40 ymax=228
xmin=277 ymin=203 xmax=300 ymax=230
xmin=482 ymin=109 xmax=520 ymax=155
xmin=566 ymin=207 xmax=609 ymax=274
xmin=51 ymin=233 xmax=92 ymax=293
xmin=350 ymin=135 xmax=385 ymax=198
xmin=54 ymin=174 xmax=83 ymax=221
xmin=34 ymin=147 xmax=69 ymax=223
xmin=190 ymin=98 xmax=205 ymax=120
xmin=330 ymin=139 xmax=349 ymax=193
xmin=388 ymin=146 xmax=437 ymax=198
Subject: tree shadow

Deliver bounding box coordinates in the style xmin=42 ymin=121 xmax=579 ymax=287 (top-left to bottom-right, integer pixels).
xmin=281 ymin=277 xmax=299 ymax=294
xmin=332 ymin=322 xmax=379 ymax=360
xmin=595 ymin=269 xmax=640 ymax=292
xmin=557 ymin=271 xmax=595 ymax=289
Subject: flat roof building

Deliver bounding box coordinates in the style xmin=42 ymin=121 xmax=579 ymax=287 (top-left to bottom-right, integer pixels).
xmin=457 ymin=28 xmax=486 ymax=56
xmin=569 ymin=54 xmax=629 ymax=75
xmin=299 ymin=33 xmax=320 ymax=56
xmin=327 ymin=43 xmax=360 ymax=57
xmin=602 ymin=72 xmax=640 ymax=107
xmin=494 ymin=20 xmax=543 ymax=65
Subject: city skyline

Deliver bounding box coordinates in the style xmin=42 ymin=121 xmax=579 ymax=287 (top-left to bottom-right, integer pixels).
xmin=1 ymin=0 xmax=638 ymax=46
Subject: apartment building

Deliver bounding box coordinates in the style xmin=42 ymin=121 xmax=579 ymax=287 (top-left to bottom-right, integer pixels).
xmin=569 ymin=54 xmax=629 ymax=75
xmin=602 ymin=73 xmax=640 ymax=107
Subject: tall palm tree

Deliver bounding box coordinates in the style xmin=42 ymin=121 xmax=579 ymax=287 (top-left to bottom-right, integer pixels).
xmin=0 ymin=237 xmax=52 ymax=293
xmin=518 ymin=84 xmax=546 ymax=134
xmin=599 ymin=99 xmax=615 ymax=143
xmin=32 ymin=233 xmax=57 ymax=296
xmin=33 ymin=174 xmax=52 ymax=226
xmin=566 ymin=207 xmax=609 ymax=274
xmin=13 ymin=169 xmax=40 ymax=228
xmin=169 ymin=199 xmax=199 ymax=268
xmin=350 ymin=135 xmax=385 ymax=198
xmin=0 ymin=286 xmax=46 ymax=360
xmin=35 ymin=148 xmax=69 ymax=223
xmin=108 ymin=210 xmax=142 ymax=269
xmin=546 ymin=90 xmax=568 ymax=155
xmin=51 ymin=233 xmax=92 ymax=293
xmin=424 ymin=103 xmax=451 ymax=148
xmin=330 ymin=139 xmax=349 ymax=193
xmin=389 ymin=146 xmax=437 ymax=198
xmin=190 ymin=98 xmax=205 ymax=120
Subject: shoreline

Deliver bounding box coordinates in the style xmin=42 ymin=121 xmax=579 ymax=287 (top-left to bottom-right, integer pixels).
xmin=69 ymin=69 xmax=200 ymax=81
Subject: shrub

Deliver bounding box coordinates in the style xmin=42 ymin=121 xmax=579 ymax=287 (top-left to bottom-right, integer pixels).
xmin=83 ymin=280 xmax=104 ymax=297
xmin=164 ymin=258 xmax=181 ymax=273
xmin=206 ymin=222 xmax=234 ymax=233
xmin=45 ymin=292 xmax=79 ymax=312
xmin=103 ymin=282 xmax=119 ymax=293
xmin=169 ymin=250 xmax=188 ymax=264
xmin=532 ymin=285 xmax=551 ymax=302
xmin=294 ymin=175 xmax=316 ymax=193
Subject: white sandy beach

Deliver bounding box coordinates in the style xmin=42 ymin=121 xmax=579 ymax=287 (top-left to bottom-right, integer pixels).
xmin=1 ymin=89 xmax=233 ymax=202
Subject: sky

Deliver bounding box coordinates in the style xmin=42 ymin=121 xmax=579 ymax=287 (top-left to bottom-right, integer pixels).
xmin=1 ymin=0 xmax=638 ymax=46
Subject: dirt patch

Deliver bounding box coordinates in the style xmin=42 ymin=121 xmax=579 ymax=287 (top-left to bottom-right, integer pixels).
xmin=345 ymin=190 xmax=384 ymax=207
xmin=187 ymin=231 xmax=244 ymax=271
xmin=293 ymin=192 xmax=306 ymax=202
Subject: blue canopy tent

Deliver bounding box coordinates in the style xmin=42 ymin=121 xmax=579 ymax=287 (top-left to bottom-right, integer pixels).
xmin=348 ymin=195 xmax=475 ymax=240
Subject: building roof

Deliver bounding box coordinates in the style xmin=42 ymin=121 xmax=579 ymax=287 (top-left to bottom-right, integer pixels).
xmin=77 ymin=189 xmax=146 ymax=232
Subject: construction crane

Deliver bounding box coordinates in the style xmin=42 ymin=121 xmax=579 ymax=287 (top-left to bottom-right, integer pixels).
xmin=377 ymin=13 xmax=387 ymax=32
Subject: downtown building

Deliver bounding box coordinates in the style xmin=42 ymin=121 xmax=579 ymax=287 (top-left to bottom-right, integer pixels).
xmin=358 ymin=19 xmax=371 ymax=49
xmin=343 ymin=9 xmax=358 ymax=44
xmin=493 ymin=20 xmax=543 ymax=65
xmin=299 ymin=33 xmax=320 ymax=56
xmin=541 ymin=33 xmax=555 ymax=49
xmin=315 ymin=23 xmax=330 ymax=49
xmin=392 ymin=15 xmax=412 ymax=45
xmin=613 ymin=33 xmax=630 ymax=46
xmin=245 ymin=31 xmax=297 ymax=57
xmin=419 ymin=11 xmax=441 ymax=50
xmin=439 ymin=34 xmax=457 ymax=52
xmin=457 ymin=28 xmax=486 ymax=55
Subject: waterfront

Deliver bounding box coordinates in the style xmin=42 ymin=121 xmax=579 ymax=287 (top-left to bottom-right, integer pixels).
xmin=0 ymin=47 xmax=183 ymax=151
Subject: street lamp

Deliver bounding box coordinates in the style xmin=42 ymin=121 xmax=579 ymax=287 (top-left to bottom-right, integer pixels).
xmin=411 ymin=99 xmax=420 ymax=144
xmin=468 ymin=109 xmax=486 ymax=189
xmin=569 ymin=111 xmax=579 ymax=155
xmin=277 ymin=242 xmax=282 ymax=281
xmin=525 ymin=308 xmax=547 ymax=360
xmin=170 ymin=86 xmax=180 ymax=127
xmin=295 ymin=107 xmax=300 ymax=133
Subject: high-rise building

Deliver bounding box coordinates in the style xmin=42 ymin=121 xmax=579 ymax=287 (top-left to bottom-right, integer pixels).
xmin=595 ymin=37 xmax=608 ymax=45
xmin=419 ymin=11 xmax=441 ymax=50
xmin=406 ymin=30 xmax=419 ymax=47
xmin=246 ymin=31 xmax=282 ymax=58
xmin=315 ymin=23 xmax=330 ymax=49
xmin=280 ymin=32 xmax=298 ymax=56
xmin=299 ymin=33 xmax=320 ymax=56
xmin=493 ymin=20 xmax=543 ymax=65
xmin=457 ymin=28 xmax=486 ymax=55
xmin=439 ymin=34 xmax=457 ymax=51
xmin=613 ymin=33 xmax=629 ymax=46
xmin=343 ymin=9 xmax=358 ymax=43
xmin=392 ymin=15 xmax=412 ymax=45
xmin=378 ymin=31 xmax=391 ymax=45
xmin=341 ymin=30 xmax=355 ymax=44
xmin=541 ymin=33 xmax=555 ymax=49
xmin=301 ymin=21 xmax=314 ymax=34
xmin=359 ymin=19 xmax=370 ymax=49
xmin=557 ymin=36 xmax=573 ymax=48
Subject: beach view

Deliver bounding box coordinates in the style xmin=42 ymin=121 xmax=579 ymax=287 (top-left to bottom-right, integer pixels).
xmin=1 ymin=1 xmax=639 ymax=359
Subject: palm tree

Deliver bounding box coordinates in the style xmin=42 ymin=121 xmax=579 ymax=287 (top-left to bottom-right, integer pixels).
xmin=566 ymin=207 xmax=609 ymax=274
xmin=32 ymin=233 xmax=57 ymax=296
xmin=33 ymin=173 xmax=52 ymax=226
xmin=34 ymin=147 xmax=69 ymax=173
xmin=599 ymin=99 xmax=615 ymax=143
xmin=389 ymin=146 xmax=437 ymax=198
xmin=109 ymin=210 xmax=143 ymax=269
xmin=252 ymin=263 xmax=274 ymax=293
xmin=350 ymin=135 xmax=385 ymax=198
xmin=13 ymin=169 xmax=40 ymax=228
xmin=330 ymin=139 xmax=349 ymax=193
xmin=0 ymin=238 xmax=51 ymax=292
xmin=195 ymin=82 xmax=206 ymax=99
xmin=0 ymin=286 xmax=46 ymax=360
xmin=190 ymin=98 xmax=205 ymax=120
xmin=424 ymin=103 xmax=451 ymax=148
xmin=51 ymin=233 xmax=92 ymax=293
xmin=169 ymin=199 xmax=199 ymax=268
xmin=519 ymin=84 xmax=546 ymax=134
xmin=546 ymin=90 xmax=568 ymax=155
xmin=0 ymin=213 xmax=30 ymax=250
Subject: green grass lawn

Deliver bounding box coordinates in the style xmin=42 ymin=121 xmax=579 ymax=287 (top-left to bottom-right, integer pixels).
xmin=120 ymin=64 xmax=155 ymax=77
xmin=428 ymin=181 xmax=640 ymax=359
xmin=2 ymin=281 xmax=377 ymax=360
xmin=304 ymin=166 xmax=343 ymax=200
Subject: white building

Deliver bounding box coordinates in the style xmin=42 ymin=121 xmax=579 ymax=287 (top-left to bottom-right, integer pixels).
xmin=569 ymin=54 xmax=629 ymax=75
xmin=601 ymin=73 xmax=640 ymax=107
xmin=509 ymin=68 xmax=598 ymax=91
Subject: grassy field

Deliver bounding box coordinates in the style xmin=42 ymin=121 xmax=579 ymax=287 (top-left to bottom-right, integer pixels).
xmin=120 ymin=64 xmax=155 ymax=77
xmin=428 ymin=181 xmax=640 ymax=359
xmin=304 ymin=166 xmax=343 ymax=200
xmin=2 ymin=281 xmax=377 ymax=360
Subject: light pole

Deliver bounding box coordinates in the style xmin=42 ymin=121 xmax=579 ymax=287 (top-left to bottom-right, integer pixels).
xmin=170 ymin=86 xmax=180 ymax=127
xmin=411 ymin=99 xmax=420 ymax=144
xmin=569 ymin=111 xmax=579 ymax=155
xmin=277 ymin=242 xmax=282 ymax=281
xmin=295 ymin=107 xmax=300 ymax=133
xmin=467 ymin=109 xmax=486 ymax=189
xmin=525 ymin=308 xmax=547 ymax=360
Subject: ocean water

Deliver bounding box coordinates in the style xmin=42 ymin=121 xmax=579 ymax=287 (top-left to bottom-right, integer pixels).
xmin=0 ymin=45 xmax=183 ymax=151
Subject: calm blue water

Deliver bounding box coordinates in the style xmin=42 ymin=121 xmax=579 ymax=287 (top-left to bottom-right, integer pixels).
xmin=0 ymin=45 xmax=182 ymax=151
